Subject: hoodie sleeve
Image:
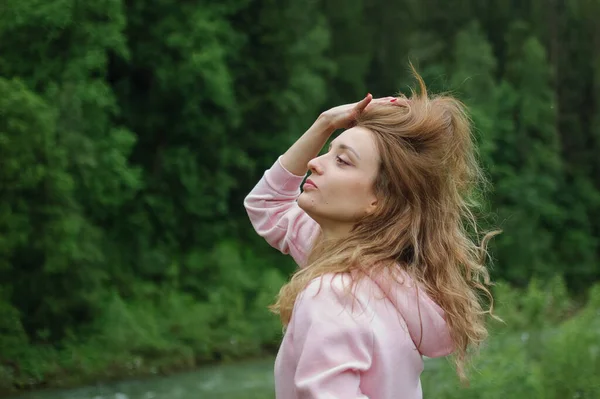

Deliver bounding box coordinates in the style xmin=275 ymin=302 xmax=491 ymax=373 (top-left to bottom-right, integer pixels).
xmin=244 ymin=156 xmax=320 ymax=267
xmin=291 ymin=276 xmax=373 ymax=399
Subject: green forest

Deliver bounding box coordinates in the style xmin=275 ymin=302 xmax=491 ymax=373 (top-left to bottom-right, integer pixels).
xmin=1 ymin=0 xmax=599 ymax=397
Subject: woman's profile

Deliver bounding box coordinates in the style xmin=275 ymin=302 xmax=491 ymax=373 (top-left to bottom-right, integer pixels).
xmin=244 ymin=65 xmax=499 ymax=398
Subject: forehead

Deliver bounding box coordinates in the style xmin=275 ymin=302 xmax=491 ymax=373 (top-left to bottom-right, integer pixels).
xmin=334 ymin=127 xmax=379 ymax=161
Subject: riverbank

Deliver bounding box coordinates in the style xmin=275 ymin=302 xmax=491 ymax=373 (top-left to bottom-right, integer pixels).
xmin=6 ymin=357 xmax=278 ymax=399
xmin=1 ymin=259 xmax=288 ymax=398
xmin=1 ymin=347 xmax=278 ymax=398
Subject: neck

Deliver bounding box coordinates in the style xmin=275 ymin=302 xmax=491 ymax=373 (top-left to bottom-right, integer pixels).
xmin=319 ymin=221 xmax=354 ymax=241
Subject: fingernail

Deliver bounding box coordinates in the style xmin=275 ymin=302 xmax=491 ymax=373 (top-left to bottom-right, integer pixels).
xmin=390 ymin=98 xmax=397 ymax=102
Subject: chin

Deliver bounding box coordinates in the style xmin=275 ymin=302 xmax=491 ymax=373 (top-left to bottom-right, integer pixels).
xmin=297 ymin=194 xmax=321 ymax=221
xmin=297 ymin=193 xmax=313 ymax=212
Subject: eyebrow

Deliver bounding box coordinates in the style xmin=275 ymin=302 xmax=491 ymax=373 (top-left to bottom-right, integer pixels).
xmin=328 ymin=141 xmax=361 ymax=160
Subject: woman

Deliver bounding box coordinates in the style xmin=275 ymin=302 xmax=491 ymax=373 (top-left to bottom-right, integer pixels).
xmin=244 ymin=69 xmax=498 ymax=399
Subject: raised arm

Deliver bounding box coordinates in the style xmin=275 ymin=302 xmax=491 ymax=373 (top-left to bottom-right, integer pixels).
xmin=243 ymin=154 xmax=320 ymax=267
xmin=244 ymin=94 xmax=387 ymax=266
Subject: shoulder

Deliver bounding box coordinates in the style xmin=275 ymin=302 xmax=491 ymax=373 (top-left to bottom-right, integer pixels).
xmin=295 ymin=273 xmax=377 ymax=323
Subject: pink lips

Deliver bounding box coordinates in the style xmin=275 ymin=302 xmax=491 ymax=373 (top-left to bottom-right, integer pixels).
xmin=304 ymin=178 xmax=318 ymax=189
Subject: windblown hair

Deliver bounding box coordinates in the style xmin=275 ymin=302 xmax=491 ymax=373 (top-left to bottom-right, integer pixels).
xmin=269 ymin=65 xmax=501 ymax=384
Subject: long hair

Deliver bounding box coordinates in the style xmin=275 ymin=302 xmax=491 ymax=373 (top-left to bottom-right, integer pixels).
xmin=269 ymin=65 xmax=501 ymax=383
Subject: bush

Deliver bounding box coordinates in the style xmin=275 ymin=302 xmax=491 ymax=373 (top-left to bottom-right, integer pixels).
xmin=537 ymin=284 xmax=600 ymax=398
xmin=422 ymin=280 xmax=600 ymax=398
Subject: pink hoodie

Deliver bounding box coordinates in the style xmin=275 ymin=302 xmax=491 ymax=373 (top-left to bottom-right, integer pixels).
xmin=244 ymin=156 xmax=454 ymax=399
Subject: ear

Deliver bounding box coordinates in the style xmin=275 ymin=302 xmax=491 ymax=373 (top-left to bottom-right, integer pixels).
xmin=365 ymin=196 xmax=378 ymax=215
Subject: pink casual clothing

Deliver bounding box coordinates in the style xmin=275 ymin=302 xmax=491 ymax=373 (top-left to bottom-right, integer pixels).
xmin=244 ymin=156 xmax=454 ymax=399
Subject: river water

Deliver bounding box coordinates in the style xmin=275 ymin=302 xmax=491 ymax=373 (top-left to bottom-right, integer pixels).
xmin=9 ymin=358 xmax=276 ymax=399
xmin=9 ymin=357 xmax=450 ymax=399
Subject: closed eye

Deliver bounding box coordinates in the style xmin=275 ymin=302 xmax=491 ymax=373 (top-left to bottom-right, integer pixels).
xmin=336 ymin=156 xmax=350 ymax=166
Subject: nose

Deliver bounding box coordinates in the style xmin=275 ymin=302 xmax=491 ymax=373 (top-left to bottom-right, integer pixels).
xmin=307 ymin=155 xmax=323 ymax=175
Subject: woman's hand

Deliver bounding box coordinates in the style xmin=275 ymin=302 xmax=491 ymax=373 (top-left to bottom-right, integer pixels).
xmin=280 ymin=95 xmax=400 ymax=176
xmin=318 ymin=94 xmax=400 ymax=131
xmin=317 ymin=94 xmax=372 ymax=131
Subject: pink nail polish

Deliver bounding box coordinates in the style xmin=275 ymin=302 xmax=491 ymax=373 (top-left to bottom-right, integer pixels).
xmin=390 ymin=98 xmax=397 ymax=102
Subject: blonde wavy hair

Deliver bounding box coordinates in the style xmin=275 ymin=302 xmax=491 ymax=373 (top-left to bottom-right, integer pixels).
xmin=269 ymin=66 xmax=501 ymax=384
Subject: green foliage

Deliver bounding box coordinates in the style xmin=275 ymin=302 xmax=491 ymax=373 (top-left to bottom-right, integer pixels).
xmin=422 ymin=281 xmax=600 ymax=399
xmin=0 ymin=291 xmax=29 ymax=365
xmin=492 ymin=276 xmax=573 ymax=331
xmin=450 ymin=21 xmax=498 ymax=170
xmin=537 ymin=284 xmax=600 ymax=398
xmin=483 ymin=23 xmax=566 ymax=284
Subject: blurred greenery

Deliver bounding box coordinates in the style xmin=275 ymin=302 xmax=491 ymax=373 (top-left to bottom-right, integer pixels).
xmin=421 ymin=278 xmax=600 ymax=398
xmin=0 ymin=0 xmax=599 ymax=397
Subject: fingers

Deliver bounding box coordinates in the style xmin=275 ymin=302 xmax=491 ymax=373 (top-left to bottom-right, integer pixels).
xmin=357 ymin=94 xmax=402 ymax=110
xmin=349 ymin=94 xmax=407 ymax=127
xmin=364 ymin=96 xmax=404 ymax=112
xmin=373 ymin=96 xmax=404 ymax=104
xmin=355 ymin=93 xmax=373 ymax=112
xmin=373 ymin=96 xmax=408 ymax=107
xmin=373 ymin=96 xmax=396 ymax=102
xmin=391 ymin=97 xmax=409 ymax=106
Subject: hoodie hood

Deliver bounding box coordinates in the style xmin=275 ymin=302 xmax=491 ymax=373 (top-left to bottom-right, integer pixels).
xmin=370 ymin=267 xmax=455 ymax=358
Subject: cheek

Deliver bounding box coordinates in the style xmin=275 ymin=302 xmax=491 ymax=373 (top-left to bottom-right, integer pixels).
xmin=335 ymin=176 xmax=374 ymax=205
xmin=353 ymin=179 xmax=370 ymax=192
xmin=346 ymin=176 xmax=372 ymax=195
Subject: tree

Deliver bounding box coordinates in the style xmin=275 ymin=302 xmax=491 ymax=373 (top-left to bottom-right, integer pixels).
xmin=489 ymin=22 xmax=564 ymax=284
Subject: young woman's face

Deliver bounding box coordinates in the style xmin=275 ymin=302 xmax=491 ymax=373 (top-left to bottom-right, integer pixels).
xmin=298 ymin=127 xmax=380 ymax=233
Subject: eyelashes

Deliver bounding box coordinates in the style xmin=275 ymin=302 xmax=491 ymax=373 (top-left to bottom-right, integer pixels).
xmin=325 ymin=146 xmax=351 ymax=166
xmin=336 ymin=156 xmax=350 ymax=166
